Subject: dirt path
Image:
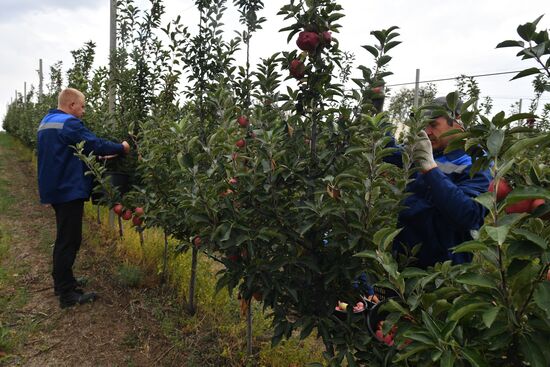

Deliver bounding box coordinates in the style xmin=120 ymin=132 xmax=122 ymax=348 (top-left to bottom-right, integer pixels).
xmin=0 ymin=134 xmax=183 ymax=366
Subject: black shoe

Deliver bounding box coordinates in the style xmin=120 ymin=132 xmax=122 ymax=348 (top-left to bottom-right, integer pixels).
xmin=54 ymin=278 xmax=88 ymax=296
xmin=59 ymin=291 xmax=97 ymax=309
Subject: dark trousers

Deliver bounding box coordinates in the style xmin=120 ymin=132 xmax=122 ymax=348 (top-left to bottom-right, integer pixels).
xmin=52 ymin=199 xmax=84 ymax=294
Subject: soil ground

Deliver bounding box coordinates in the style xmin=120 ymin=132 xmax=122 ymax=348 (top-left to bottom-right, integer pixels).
xmin=0 ymin=134 xmax=187 ymax=366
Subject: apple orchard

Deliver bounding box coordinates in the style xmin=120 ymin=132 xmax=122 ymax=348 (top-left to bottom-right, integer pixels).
xmin=3 ymin=1 xmax=550 ymax=366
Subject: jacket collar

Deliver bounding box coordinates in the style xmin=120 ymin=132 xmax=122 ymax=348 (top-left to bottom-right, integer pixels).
xmin=48 ymin=108 xmax=67 ymax=114
xmin=434 ymin=148 xmax=466 ymax=161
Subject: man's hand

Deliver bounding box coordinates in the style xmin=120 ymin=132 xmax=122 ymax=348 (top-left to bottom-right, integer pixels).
xmin=413 ymin=131 xmax=437 ymax=173
xmin=122 ymin=141 xmax=130 ymax=154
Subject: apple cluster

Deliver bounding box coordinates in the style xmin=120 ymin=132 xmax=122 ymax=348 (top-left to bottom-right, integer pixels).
xmin=112 ymin=203 xmax=145 ymax=226
xmin=288 ymin=30 xmax=333 ymax=80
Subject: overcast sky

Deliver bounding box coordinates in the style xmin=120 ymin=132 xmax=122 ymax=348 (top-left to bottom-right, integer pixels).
xmin=1 ymin=0 xmax=548 ymax=128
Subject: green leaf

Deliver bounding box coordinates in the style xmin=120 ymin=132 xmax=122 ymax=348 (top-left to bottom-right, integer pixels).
xmin=485 ymin=225 xmax=511 ymax=246
xmin=508 ymin=240 xmax=543 ymax=259
xmin=533 ymin=282 xmax=550 ymax=319
xmin=462 ymin=348 xmax=489 ymax=367
xmin=346 ymin=351 xmax=358 ymax=367
xmin=394 ymin=345 xmax=432 ymax=362
xmin=446 ymin=92 xmax=460 ymax=115
xmin=440 ymin=350 xmax=455 ymax=367
xmin=513 ymin=229 xmax=547 ymax=249
xmin=498 ymin=212 xmax=528 ymax=227
xmin=504 ymin=186 xmax=550 ymax=204
xmin=377 ymin=55 xmax=392 ymax=67
xmin=482 ymin=306 xmax=500 ymax=328
xmin=487 ymin=130 xmax=505 ymax=156
xmin=456 ymin=274 xmax=497 ymax=289
xmin=453 ymin=241 xmax=487 ymax=254
xmin=403 ymin=331 xmax=436 ymax=345
xmin=510 ymin=67 xmax=541 ymax=80
xmin=371 ymin=30 xmax=385 ymax=45
xmin=474 ymin=192 xmax=494 ymax=211
xmin=519 ymin=334 xmax=548 ymax=367
xmin=299 ymin=318 xmax=315 ymax=340
xmin=503 ymin=112 xmax=537 ymax=125
xmin=401 ymin=267 xmax=428 ymax=278
xmin=384 ymin=40 xmax=401 ymax=53
xmin=517 ymin=22 xmax=537 ymax=41
xmin=373 ymin=227 xmax=402 ymax=251
xmin=297 ymin=221 xmax=315 ymax=236
xmin=421 ymin=311 xmax=441 ymax=338
xmin=354 ymin=250 xmax=377 ymax=260
xmin=361 ymin=45 xmax=378 ymax=58
xmin=496 ymin=40 xmax=524 ymax=48
xmin=344 ymin=146 xmax=369 ymax=155
xmin=384 ymin=299 xmax=409 ymax=315
xmin=448 ymin=302 xmax=488 ymax=322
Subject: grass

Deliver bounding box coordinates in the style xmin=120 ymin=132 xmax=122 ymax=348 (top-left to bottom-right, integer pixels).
xmin=0 ymin=208 xmax=35 ymax=363
xmin=117 ymin=263 xmax=144 ymax=288
xmin=0 ymin=133 xmax=43 ymax=364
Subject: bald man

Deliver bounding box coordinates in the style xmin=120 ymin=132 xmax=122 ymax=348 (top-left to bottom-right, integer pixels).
xmin=37 ymin=88 xmax=130 ymax=309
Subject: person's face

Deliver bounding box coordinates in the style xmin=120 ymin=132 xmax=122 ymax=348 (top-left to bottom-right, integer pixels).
xmin=424 ymin=116 xmax=460 ymax=151
xmin=69 ymin=96 xmax=86 ymax=119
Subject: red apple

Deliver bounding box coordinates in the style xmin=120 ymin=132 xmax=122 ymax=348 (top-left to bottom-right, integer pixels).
xmin=229 ymin=177 xmax=238 ymax=185
xmin=383 ymin=334 xmax=394 ymax=347
xmin=253 ymin=292 xmax=262 ymax=301
xmin=531 ymin=199 xmax=545 ymax=212
xmin=236 ymin=139 xmax=246 ymax=149
xmin=220 ymin=188 xmax=234 ymax=197
xmin=488 ymin=178 xmax=512 ymax=201
xmin=121 ymin=209 xmax=133 ymax=220
xmin=132 ymin=215 xmax=143 ymax=226
xmin=505 ymin=199 xmax=533 ymax=214
xmin=289 ymin=59 xmax=305 ymax=79
xmin=237 ymin=115 xmax=249 ymax=128
xmin=193 ymin=236 xmax=202 ymax=248
xmin=296 ymin=31 xmax=320 ymax=52
xmin=231 ymin=152 xmax=238 ymax=161
xmin=134 ymin=207 xmax=144 ymax=217
xmin=113 ymin=203 xmax=123 ymax=215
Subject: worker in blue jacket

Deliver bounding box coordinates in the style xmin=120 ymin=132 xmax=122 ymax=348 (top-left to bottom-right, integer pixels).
xmin=37 ymin=88 xmax=130 ymax=308
xmin=386 ymin=97 xmax=491 ymax=268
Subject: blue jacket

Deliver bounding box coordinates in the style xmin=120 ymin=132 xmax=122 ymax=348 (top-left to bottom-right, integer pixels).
xmin=37 ymin=109 xmax=124 ymax=204
xmin=385 ymin=144 xmax=491 ymax=268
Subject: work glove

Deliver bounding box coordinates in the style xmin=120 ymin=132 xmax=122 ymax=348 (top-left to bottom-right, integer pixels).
xmin=413 ymin=131 xmax=437 ymax=173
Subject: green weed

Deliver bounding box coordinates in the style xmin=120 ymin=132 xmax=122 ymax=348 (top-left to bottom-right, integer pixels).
xmin=117 ymin=264 xmax=144 ymax=288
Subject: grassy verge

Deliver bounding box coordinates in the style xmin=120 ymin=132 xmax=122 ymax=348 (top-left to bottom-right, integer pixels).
xmin=0 ymin=133 xmax=35 ymax=363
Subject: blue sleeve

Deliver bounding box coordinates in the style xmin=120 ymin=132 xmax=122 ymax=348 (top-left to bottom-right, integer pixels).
xmin=60 ymin=118 xmax=124 ymax=156
xmin=423 ymin=167 xmax=491 ymax=230
xmin=383 ymin=134 xmax=404 ymax=168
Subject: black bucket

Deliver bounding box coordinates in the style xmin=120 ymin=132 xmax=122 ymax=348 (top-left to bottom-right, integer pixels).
xmin=90 ymin=172 xmax=130 ymax=205
xmin=333 ymin=300 xmax=368 ymax=322
xmin=106 ymin=171 xmax=130 ymax=195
